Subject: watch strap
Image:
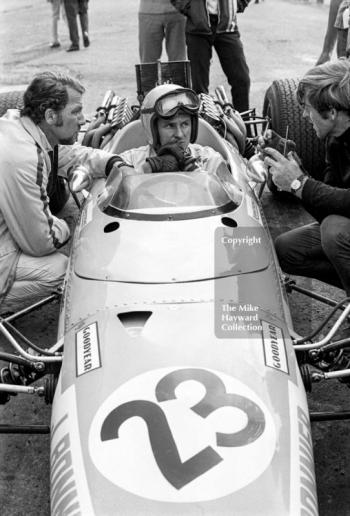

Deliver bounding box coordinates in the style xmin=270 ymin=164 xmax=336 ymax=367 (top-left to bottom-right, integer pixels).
xmin=291 ymin=174 xmax=307 ymax=193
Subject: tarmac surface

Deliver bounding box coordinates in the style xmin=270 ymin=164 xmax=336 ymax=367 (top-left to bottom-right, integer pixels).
xmin=1 ymin=1 xmax=350 ymax=515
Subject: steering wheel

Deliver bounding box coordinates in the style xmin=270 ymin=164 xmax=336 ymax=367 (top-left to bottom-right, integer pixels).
xmin=130 ymin=173 xmax=205 ymax=208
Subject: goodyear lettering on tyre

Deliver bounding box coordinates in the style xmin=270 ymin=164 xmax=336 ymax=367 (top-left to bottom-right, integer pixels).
xmin=89 ymin=367 xmax=276 ymax=502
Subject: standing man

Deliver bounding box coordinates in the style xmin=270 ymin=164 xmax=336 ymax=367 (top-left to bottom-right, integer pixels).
xmin=47 ymin=0 xmax=64 ymax=49
xmin=138 ymin=0 xmax=187 ymax=63
xmin=171 ymin=0 xmax=251 ymax=113
xmin=0 ymin=71 xmax=120 ymax=313
xmin=316 ymin=0 xmax=343 ymax=64
xmin=262 ymin=59 xmax=350 ymax=295
xmin=63 ymin=0 xmax=90 ymax=52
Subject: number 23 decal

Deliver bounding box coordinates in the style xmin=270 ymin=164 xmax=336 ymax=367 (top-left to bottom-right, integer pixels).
xmin=100 ymin=368 xmax=265 ymax=489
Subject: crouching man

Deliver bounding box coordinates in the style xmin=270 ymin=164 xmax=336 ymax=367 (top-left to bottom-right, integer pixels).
xmin=0 ymin=71 xmax=120 ymax=313
xmin=262 ymin=58 xmax=350 ymax=295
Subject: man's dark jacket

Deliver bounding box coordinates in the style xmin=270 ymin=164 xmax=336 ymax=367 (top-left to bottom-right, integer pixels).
xmin=302 ymin=127 xmax=350 ymax=221
xmin=170 ymin=0 xmax=250 ymax=35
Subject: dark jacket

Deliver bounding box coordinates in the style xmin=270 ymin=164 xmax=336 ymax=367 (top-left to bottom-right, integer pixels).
xmin=170 ymin=0 xmax=250 ymax=35
xmin=302 ymin=127 xmax=350 ymax=222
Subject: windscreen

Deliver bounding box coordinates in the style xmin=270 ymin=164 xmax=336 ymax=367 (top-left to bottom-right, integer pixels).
xmin=103 ymin=165 xmax=242 ymax=220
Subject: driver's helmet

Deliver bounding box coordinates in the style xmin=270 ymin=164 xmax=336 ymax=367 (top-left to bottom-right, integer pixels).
xmin=140 ymin=84 xmax=200 ymax=150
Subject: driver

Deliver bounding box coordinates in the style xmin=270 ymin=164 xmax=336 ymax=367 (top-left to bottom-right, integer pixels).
xmin=116 ymin=83 xmax=226 ymax=176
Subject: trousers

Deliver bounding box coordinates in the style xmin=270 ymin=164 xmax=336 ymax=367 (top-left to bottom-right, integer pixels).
xmin=50 ymin=0 xmax=63 ymax=44
xmin=275 ymin=215 xmax=350 ymax=295
xmin=1 ymin=252 xmax=68 ymax=313
xmin=186 ymin=20 xmax=250 ymax=112
xmin=138 ymin=12 xmax=187 ymax=62
xmin=64 ymin=0 xmax=89 ymax=47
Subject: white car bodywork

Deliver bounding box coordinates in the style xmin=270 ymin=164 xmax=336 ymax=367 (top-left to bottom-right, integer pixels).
xmin=51 ymin=119 xmax=318 ymax=515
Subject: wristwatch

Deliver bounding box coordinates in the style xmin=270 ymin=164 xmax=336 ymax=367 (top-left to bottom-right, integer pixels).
xmin=290 ymin=174 xmax=307 ymax=194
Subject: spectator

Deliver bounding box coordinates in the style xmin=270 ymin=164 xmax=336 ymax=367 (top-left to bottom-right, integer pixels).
xmin=316 ymin=0 xmax=342 ymax=64
xmin=138 ymin=0 xmax=187 ymax=62
xmin=170 ymin=0 xmax=251 ymax=113
xmin=47 ymin=0 xmax=64 ymax=48
xmin=262 ymin=59 xmax=350 ymax=295
xmin=334 ymin=0 xmax=350 ymax=58
xmin=0 ymin=71 xmax=121 ymax=313
xmin=63 ymin=0 xmax=90 ymax=52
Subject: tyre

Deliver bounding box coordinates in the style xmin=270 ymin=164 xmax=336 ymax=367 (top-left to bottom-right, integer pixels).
xmin=262 ymin=78 xmax=325 ymax=193
xmin=0 ymin=90 xmax=24 ymax=117
xmin=0 ymin=90 xmax=69 ymax=214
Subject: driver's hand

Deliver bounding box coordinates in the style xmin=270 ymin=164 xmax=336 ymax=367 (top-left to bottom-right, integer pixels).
xmin=148 ymin=143 xmax=198 ymax=172
xmin=145 ymin=154 xmax=180 ymax=173
xmin=157 ymin=143 xmax=185 ymax=160
xmin=258 ymin=129 xmax=296 ymax=157
xmin=182 ymin=152 xmax=198 ymax=172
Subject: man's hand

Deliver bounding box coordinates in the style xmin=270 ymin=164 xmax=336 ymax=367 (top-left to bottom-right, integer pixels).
xmin=263 ymin=147 xmax=304 ymax=192
xmin=182 ymin=152 xmax=198 ymax=171
xmin=258 ymin=129 xmax=296 ymax=157
xmin=157 ymin=143 xmax=186 ymax=161
xmin=146 ymin=143 xmax=186 ymax=173
xmin=51 ymin=216 xmax=70 ymax=245
xmin=68 ymin=166 xmax=93 ymax=192
xmin=145 ymin=155 xmax=180 ymax=173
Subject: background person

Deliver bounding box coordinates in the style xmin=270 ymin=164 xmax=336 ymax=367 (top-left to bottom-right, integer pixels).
xmin=47 ymin=0 xmax=65 ymax=48
xmin=170 ymin=0 xmax=251 ymax=113
xmin=138 ymin=0 xmax=187 ymax=62
xmin=0 ymin=71 xmax=121 ymax=313
xmin=316 ymin=0 xmax=343 ymax=64
xmin=63 ymin=0 xmax=90 ymax=52
xmin=262 ymin=59 xmax=350 ymax=296
xmin=334 ymin=0 xmax=350 ymax=58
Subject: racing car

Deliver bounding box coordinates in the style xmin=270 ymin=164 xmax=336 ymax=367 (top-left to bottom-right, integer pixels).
xmin=1 ymin=62 xmax=350 ymax=515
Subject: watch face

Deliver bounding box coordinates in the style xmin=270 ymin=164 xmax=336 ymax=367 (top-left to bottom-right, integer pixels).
xmin=290 ymin=178 xmax=301 ymax=192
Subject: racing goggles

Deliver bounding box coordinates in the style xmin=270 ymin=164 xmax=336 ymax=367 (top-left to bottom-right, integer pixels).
xmin=154 ymin=89 xmax=200 ymax=118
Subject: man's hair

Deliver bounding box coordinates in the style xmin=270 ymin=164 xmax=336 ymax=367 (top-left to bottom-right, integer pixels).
xmin=21 ymin=71 xmax=85 ymax=124
xmin=297 ymin=58 xmax=350 ymax=116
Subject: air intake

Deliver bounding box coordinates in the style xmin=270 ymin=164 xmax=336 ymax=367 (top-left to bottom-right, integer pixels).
xmin=117 ymin=311 xmax=152 ymax=336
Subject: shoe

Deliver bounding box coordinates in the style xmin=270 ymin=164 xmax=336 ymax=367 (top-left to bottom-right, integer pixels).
xmin=66 ymin=45 xmax=79 ymax=52
xmin=83 ymin=32 xmax=90 ymax=47
xmin=50 ymin=42 xmax=60 ymax=49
